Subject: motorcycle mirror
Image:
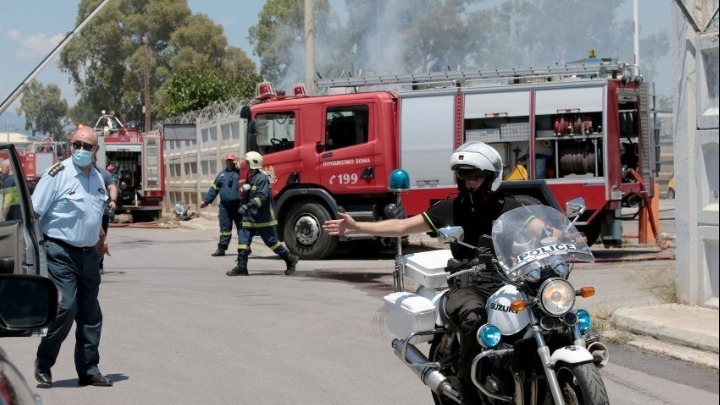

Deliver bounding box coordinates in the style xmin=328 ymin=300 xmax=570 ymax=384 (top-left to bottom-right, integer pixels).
xmin=565 ymin=198 xmax=586 ymax=219
xmin=437 ymin=226 xmax=464 ymax=244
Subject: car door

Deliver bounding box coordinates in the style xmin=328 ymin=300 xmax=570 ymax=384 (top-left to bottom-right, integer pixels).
xmin=0 ymin=144 xmax=46 ymax=278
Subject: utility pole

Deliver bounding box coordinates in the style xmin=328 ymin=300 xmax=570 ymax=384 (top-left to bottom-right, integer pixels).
xmin=304 ymin=0 xmax=315 ymax=93
xmin=143 ymin=35 xmax=151 ymax=132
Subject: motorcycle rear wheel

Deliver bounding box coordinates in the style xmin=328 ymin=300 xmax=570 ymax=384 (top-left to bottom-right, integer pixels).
xmin=549 ymin=363 xmax=610 ymax=405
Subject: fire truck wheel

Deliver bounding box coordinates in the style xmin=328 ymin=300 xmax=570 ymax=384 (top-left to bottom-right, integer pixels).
xmin=283 ymin=201 xmax=339 ymax=260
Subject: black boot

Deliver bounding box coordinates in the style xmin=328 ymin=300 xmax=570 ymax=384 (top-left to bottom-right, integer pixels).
xmin=226 ymin=257 xmax=249 ymax=276
xmin=211 ymin=245 xmax=226 ymax=256
xmin=283 ymin=253 xmax=299 ymax=275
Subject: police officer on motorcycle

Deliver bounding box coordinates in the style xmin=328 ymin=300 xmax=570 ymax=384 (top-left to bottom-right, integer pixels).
xmin=201 ymin=153 xmax=243 ymax=257
xmin=323 ymin=141 xmax=526 ymax=404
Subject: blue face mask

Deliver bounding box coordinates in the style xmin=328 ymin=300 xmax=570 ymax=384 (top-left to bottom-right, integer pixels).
xmin=72 ymin=149 xmax=94 ymax=168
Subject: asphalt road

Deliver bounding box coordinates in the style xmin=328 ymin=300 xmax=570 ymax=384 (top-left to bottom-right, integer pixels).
xmin=2 ymin=199 xmax=717 ymax=405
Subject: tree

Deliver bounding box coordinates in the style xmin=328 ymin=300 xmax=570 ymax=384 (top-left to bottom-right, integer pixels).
xmin=16 ymin=81 xmax=69 ymax=139
xmin=161 ymin=64 xmax=261 ymax=117
xmin=59 ymin=0 xmax=257 ymax=123
xmin=248 ymin=0 xmax=332 ymax=84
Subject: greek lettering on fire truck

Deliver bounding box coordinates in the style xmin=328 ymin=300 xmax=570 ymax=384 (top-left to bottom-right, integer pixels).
xmin=239 ymin=56 xmax=656 ymax=260
xmin=92 ymin=111 xmax=164 ymax=221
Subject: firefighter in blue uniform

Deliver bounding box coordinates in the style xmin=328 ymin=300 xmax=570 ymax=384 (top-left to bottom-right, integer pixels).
xmin=226 ymin=151 xmax=298 ymax=276
xmin=201 ymin=153 xmax=242 ymax=256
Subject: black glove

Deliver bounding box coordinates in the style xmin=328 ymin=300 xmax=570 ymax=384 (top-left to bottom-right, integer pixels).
xmin=238 ymin=204 xmax=249 ymax=215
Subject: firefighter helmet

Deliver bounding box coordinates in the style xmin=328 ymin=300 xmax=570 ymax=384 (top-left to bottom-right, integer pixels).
xmin=450 ymin=141 xmax=503 ymax=191
xmin=244 ymin=151 xmax=263 ymax=170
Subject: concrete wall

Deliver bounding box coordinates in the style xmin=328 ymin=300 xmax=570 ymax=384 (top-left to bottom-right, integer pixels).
xmin=164 ymin=113 xmax=245 ymax=218
xmin=672 ymin=0 xmax=719 ymax=307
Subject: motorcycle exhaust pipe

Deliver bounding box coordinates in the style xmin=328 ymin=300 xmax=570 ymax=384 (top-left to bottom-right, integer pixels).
xmin=392 ymin=339 xmax=461 ymax=404
xmin=587 ymin=341 xmax=610 ymax=368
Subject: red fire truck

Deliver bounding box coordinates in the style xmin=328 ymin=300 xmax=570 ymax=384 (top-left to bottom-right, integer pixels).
xmin=92 ymin=111 xmax=164 ymax=221
xmin=239 ymin=59 xmax=656 ymax=260
xmin=0 ymin=137 xmax=68 ymax=192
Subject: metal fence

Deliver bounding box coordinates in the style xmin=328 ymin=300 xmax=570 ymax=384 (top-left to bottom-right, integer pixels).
xmin=162 ymin=98 xmax=249 ymax=216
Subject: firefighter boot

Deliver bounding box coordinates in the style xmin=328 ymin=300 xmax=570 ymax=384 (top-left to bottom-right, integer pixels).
xmin=283 ymin=253 xmax=299 ymax=276
xmin=211 ymin=245 xmax=226 ymax=257
xmin=226 ymin=257 xmax=249 ymax=276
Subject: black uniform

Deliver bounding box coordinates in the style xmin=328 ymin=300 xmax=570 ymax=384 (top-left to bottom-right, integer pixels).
xmin=422 ymin=190 xmax=523 ymax=404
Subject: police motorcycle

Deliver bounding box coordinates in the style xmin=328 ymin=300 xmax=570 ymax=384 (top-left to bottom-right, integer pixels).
xmin=384 ymin=179 xmax=610 ymax=403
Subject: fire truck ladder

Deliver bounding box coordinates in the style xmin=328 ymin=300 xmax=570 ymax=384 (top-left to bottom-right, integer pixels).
xmin=315 ymin=61 xmax=629 ymax=88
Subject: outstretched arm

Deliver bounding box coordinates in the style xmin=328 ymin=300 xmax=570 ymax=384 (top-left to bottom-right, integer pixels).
xmin=323 ymin=212 xmax=430 ymax=238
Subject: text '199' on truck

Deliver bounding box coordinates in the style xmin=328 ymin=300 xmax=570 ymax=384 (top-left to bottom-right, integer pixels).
xmin=239 ymin=57 xmax=657 ymax=260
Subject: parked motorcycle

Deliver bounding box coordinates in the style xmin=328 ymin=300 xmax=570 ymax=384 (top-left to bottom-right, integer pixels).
xmin=384 ymin=198 xmax=610 ymax=404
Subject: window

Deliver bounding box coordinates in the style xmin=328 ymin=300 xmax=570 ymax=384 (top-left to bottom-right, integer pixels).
xmin=325 ymin=106 xmax=369 ymax=151
xmin=254 ymin=113 xmax=296 ymax=155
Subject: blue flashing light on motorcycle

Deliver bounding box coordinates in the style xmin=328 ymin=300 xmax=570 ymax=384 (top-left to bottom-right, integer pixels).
xmin=576 ymin=309 xmax=592 ymax=332
xmin=477 ymin=324 xmax=502 ymax=348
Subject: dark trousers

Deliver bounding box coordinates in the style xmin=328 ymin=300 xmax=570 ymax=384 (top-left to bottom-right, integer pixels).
xmin=445 ymin=287 xmax=487 ymax=405
xmin=237 ymin=226 xmax=289 ymax=258
xmin=36 ymin=240 xmax=103 ymax=377
xmin=218 ymin=202 xmax=242 ymax=249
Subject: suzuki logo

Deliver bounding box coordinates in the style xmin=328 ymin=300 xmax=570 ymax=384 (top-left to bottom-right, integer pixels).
xmin=490 ymin=302 xmax=517 ymax=313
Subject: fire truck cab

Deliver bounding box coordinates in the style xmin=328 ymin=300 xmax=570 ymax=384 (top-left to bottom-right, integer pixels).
xmin=241 ymin=59 xmax=656 ymax=260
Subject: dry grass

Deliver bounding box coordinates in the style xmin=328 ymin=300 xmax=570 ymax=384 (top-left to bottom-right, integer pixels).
xmin=629 ymin=262 xmax=678 ymax=303
xmin=589 ymin=306 xmax=634 ymax=344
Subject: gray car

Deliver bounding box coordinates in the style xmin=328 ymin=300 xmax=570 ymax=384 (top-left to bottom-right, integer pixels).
xmin=0 ymin=144 xmax=59 ymax=404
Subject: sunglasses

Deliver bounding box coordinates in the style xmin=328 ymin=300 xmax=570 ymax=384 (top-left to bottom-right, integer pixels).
xmin=71 ymin=141 xmax=96 ymax=151
xmin=455 ymin=169 xmax=487 ymax=181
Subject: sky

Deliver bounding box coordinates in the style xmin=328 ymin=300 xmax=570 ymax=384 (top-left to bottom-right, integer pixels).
xmin=0 ymin=0 xmax=673 ymax=130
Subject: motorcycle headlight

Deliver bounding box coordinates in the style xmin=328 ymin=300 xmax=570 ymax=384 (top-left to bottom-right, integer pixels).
xmin=576 ymin=309 xmax=592 ymax=332
xmin=538 ymin=278 xmax=575 ymax=316
xmin=477 ymin=324 xmax=502 ymax=348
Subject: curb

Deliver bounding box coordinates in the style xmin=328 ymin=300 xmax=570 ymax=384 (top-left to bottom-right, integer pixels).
xmin=613 ymin=304 xmax=719 ymax=354
xmin=626 ymin=335 xmax=719 ymax=370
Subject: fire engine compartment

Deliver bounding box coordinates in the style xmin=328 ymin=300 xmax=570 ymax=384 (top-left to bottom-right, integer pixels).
xmin=463 ymin=87 xmax=644 ymax=185
xmin=106 ymin=149 xmax=142 ymax=206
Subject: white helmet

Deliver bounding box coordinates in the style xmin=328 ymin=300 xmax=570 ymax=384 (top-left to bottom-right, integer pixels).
xmin=450 ymin=141 xmax=503 ymax=191
xmin=244 ymin=151 xmax=263 ymax=169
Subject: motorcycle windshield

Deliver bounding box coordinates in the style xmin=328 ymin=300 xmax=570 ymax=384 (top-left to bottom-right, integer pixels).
xmin=491 ymin=205 xmax=594 ymax=281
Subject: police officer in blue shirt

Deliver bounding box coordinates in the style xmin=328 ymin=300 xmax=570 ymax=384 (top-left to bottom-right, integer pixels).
xmin=201 ymin=153 xmax=243 ymax=256
xmin=31 ymin=125 xmax=113 ymax=387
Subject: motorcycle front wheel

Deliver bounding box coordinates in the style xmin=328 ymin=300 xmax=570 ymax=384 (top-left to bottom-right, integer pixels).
xmin=549 ymin=363 xmax=610 ymax=405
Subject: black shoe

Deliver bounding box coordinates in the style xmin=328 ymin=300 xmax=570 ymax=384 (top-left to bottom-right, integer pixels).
xmin=226 ymin=267 xmax=249 ymax=276
xmin=211 ymin=248 xmax=226 ymax=257
xmin=35 ymin=369 xmax=52 ymax=386
xmin=284 ymin=254 xmax=299 ymax=275
xmin=78 ymin=372 xmax=113 ymax=387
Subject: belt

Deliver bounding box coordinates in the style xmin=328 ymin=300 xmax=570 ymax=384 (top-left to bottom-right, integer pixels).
xmin=43 ymin=235 xmax=95 ymax=253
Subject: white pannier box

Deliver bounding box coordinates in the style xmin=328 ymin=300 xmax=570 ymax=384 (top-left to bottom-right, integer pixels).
xmin=384 ymin=292 xmax=437 ymax=343
xmin=403 ymin=249 xmax=453 ymax=289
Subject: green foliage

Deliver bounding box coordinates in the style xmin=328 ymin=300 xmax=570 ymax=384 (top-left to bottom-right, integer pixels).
xmin=60 ymin=0 xmax=257 ymax=124
xmin=162 ymin=68 xmax=222 ymax=117
xmin=16 ymin=81 xmax=69 ymax=139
